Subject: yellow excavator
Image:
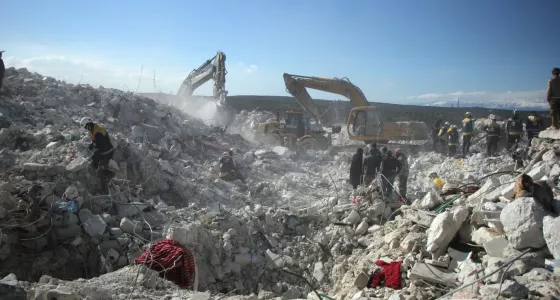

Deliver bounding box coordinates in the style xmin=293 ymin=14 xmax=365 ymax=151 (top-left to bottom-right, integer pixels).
xmin=282 ymin=73 xmax=429 ymax=144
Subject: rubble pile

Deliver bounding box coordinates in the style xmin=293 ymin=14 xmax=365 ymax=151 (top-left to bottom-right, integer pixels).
xmin=0 ymin=67 xmax=559 ymax=300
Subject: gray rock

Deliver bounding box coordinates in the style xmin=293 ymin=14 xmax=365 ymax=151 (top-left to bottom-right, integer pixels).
xmin=479 ymin=280 xmax=529 ymax=299
xmin=500 ymin=197 xmax=548 ymax=249
xmin=0 ymin=282 xmax=27 ymax=300
xmin=543 ymin=215 xmax=560 ymax=259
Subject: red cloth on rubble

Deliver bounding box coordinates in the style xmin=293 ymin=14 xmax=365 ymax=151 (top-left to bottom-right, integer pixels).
xmin=369 ymin=260 xmax=403 ymax=289
xmin=134 ymin=239 xmax=196 ymax=289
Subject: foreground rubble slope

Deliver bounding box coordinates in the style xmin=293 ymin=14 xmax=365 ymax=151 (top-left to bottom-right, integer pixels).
xmin=1 ymin=68 xmax=560 ymax=299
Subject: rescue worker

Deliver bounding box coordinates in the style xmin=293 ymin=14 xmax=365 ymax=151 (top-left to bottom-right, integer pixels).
xmin=362 ymin=144 xmax=382 ymax=186
xmin=447 ymin=125 xmax=459 ymax=157
xmin=395 ymin=148 xmax=409 ymax=201
xmin=219 ymin=149 xmax=244 ymax=182
xmin=349 ymin=148 xmax=364 ymax=190
xmin=438 ymin=122 xmax=450 ymax=155
xmin=432 ymin=119 xmax=443 ymax=152
xmin=461 ymin=112 xmax=474 ymax=156
xmin=547 ymin=67 xmax=560 ymax=129
xmin=506 ymin=110 xmax=523 ymax=151
xmin=80 ymin=117 xmax=115 ymax=195
xmin=380 ymin=150 xmax=401 ymax=199
xmin=525 ymin=112 xmax=544 ymax=145
xmin=0 ymin=51 xmax=4 ymax=91
xmin=483 ymin=115 xmax=500 ymax=157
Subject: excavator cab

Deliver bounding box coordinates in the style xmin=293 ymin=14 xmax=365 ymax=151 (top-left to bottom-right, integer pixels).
xmin=284 ymin=112 xmax=311 ymax=137
xmin=347 ymin=106 xmax=382 ymax=138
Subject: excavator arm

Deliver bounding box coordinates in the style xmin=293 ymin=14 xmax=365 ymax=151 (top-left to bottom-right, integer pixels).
xmin=283 ymin=73 xmax=369 ymax=124
xmin=178 ymin=51 xmax=228 ymax=104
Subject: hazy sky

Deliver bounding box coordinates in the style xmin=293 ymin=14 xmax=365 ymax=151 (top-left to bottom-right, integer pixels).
xmin=1 ymin=0 xmax=559 ymax=105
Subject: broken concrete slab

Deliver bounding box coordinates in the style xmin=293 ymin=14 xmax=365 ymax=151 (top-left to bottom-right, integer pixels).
xmin=483 ymin=236 xmax=508 ymax=258
xmin=400 ymin=206 xmax=435 ymax=227
xmin=500 ymin=197 xmax=548 ymax=250
xmin=543 ymin=215 xmax=560 ymax=259
xmin=466 ymin=177 xmax=499 ymax=204
xmin=409 ymin=262 xmax=456 ymax=286
xmin=426 ymin=206 xmax=468 ymax=260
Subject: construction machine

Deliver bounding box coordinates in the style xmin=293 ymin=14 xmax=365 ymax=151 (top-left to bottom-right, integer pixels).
xmin=253 ymin=110 xmax=333 ymax=151
xmin=283 ymin=73 xmax=429 ymax=144
xmin=177 ymin=51 xmax=235 ymax=127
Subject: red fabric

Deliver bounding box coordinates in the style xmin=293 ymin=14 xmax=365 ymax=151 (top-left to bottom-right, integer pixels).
xmin=135 ymin=239 xmax=196 ymax=289
xmin=369 ymin=260 xmax=403 ymax=289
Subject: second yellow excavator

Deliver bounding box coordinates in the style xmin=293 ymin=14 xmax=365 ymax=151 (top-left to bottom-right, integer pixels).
xmin=283 ymin=73 xmax=429 ymax=144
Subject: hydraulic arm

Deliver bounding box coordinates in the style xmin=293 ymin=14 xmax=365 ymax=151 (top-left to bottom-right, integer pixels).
xmin=283 ymin=73 xmax=369 ymax=124
xmin=178 ymin=51 xmax=228 ymax=105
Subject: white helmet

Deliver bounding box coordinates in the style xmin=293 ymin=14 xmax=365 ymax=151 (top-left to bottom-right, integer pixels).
xmin=444 ymin=122 xmax=450 ymax=126
xmin=80 ymin=117 xmax=93 ymax=129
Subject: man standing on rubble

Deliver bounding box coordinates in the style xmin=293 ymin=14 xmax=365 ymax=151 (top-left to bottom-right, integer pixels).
xmin=0 ymin=51 xmax=5 ymax=91
xmin=80 ymin=117 xmax=115 ymax=195
xmin=526 ymin=112 xmax=544 ymax=145
xmin=438 ymin=122 xmax=450 ymax=155
xmin=363 ymin=144 xmax=381 ymax=187
xmin=395 ymin=148 xmax=408 ymax=201
xmin=483 ymin=115 xmax=500 ymax=157
xmin=547 ymin=67 xmax=560 ymax=129
xmin=446 ymin=125 xmax=459 ymax=157
xmin=432 ymin=119 xmax=443 ymax=153
xmin=461 ymin=112 xmax=474 ymax=156
xmin=380 ymin=150 xmax=401 ymax=200
xmin=349 ymin=148 xmax=364 ymax=190
xmin=506 ymin=110 xmax=523 ymax=151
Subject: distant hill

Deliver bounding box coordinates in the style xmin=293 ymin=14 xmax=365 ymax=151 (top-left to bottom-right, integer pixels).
xmin=139 ymin=93 xmax=551 ymax=127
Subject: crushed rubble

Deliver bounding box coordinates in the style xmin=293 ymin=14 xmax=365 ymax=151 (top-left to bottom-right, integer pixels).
xmin=1 ymin=68 xmax=560 ymax=299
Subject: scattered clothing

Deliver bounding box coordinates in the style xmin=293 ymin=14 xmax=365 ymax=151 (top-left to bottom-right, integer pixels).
xmin=135 ymin=239 xmax=197 ymax=289
xmin=368 ymin=260 xmax=403 ymax=290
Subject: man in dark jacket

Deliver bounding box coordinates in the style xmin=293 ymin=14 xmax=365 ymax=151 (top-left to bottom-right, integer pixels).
xmin=461 ymin=112 xmax=474 ymax=156
xmin=0 ymin=51 xmax=5 ymax=91
xmin=548 ymin=67 xmax=560 ymax=129
xmin=80 ymin=117 xmax=115 ymax=194
xmin=483 ymin=116 xmax=500 ymax=157
xmin=363 ymin=144 xmax=382 ymax=186
xmin=432 ymin=119 xmax=442 ymax=153
xmin=349 ymin=148 xmax=364 ymax=189
xmin=219 ymin=150 xmax=244 ymax=182
xmin=506 ymin=110 xmax=523 ymax=151
xmin=395 ymin=148 xmax=409 ymax=200
xmin=526 ymin=112 xmax=544 ymax=146
xmin=380 ymin=150 xmax=401 ymax=199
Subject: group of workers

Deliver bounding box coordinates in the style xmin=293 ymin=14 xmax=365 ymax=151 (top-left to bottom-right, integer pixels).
xmin=350 ymin=143 xmax=410 ymax=202
xmin=432 ymin=110 xmax=546 ymax=158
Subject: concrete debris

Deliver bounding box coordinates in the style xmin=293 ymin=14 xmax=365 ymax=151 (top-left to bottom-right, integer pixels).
xmin=500 ymin=197 xmax=548 ymax=249
xmin=543 ymin=215 xmax=560 ymax=259
xmin=0 ymin=69 xmax=559 ymax=299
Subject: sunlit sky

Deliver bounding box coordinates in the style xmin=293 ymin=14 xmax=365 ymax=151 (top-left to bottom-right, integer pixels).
xmin=2 ymin=0 xmax=559 ymax=106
